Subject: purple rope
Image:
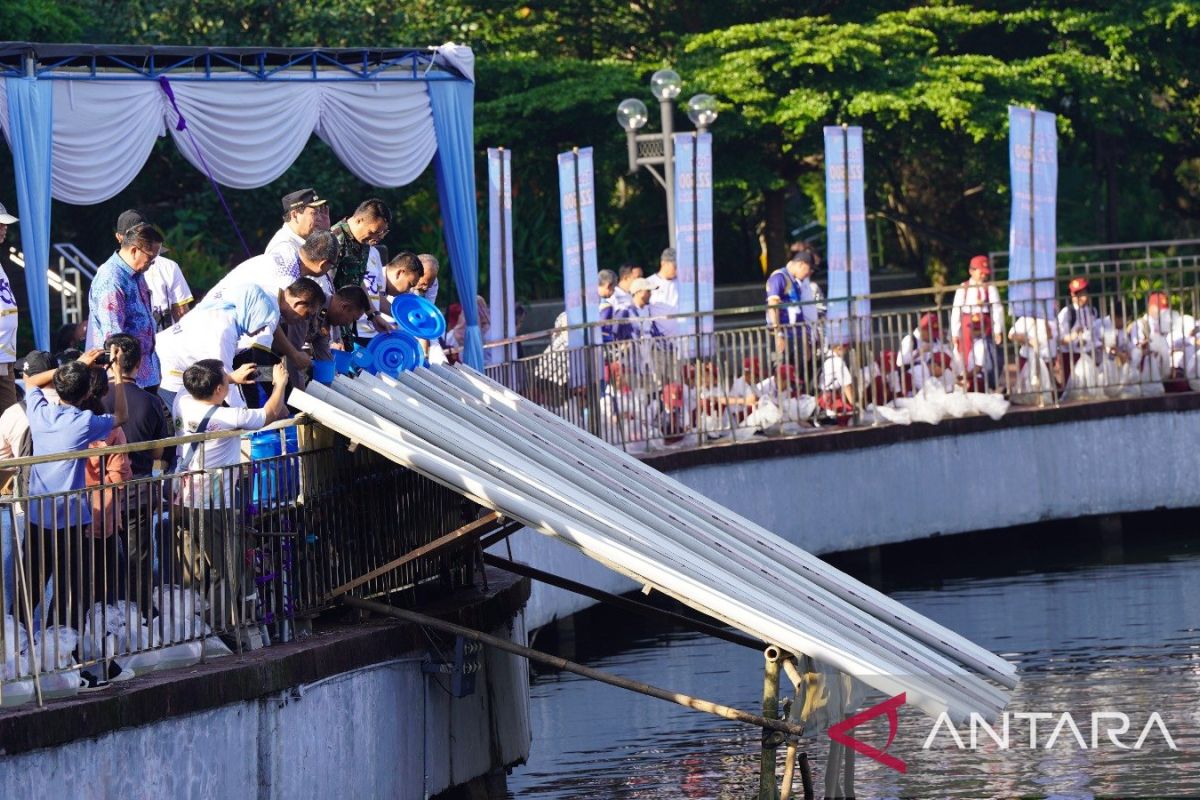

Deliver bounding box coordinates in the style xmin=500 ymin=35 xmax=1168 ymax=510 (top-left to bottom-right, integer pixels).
xmin=158 ymin=76 xmax=252 ymax=259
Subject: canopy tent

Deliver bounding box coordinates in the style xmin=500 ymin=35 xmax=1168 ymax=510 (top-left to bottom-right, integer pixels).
xmin=0 ymin=42 xmax=483 ymax=368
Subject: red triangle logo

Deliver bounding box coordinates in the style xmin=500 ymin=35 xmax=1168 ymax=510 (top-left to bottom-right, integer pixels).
xmin=826 ymin=692 xmax=907 ymax=773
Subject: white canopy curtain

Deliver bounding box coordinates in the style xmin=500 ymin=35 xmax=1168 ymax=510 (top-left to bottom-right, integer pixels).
xmin=0 ymin=42 xmax=484 ymax=367
xmin=0 ymin=78 xmax=438 ymax=202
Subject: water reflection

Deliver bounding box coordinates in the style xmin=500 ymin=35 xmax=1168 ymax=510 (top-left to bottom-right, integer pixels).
xmin=507 ymin=519 xmax=1200 ymax=798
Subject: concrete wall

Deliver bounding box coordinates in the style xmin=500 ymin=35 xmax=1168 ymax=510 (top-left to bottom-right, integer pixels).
xmin=503 ymin=404 xmax=1200 ymax=630
xmin=0 ymin=613 xmax=531 ymax=800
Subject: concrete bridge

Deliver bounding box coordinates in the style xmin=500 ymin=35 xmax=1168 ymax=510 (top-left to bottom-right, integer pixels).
xmin=501 ymin=393 xmax=1200 ymax=630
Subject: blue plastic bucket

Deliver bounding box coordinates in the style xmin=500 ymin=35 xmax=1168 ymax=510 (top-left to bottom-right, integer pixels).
xmin=247 ymin=427 xmax=299 ymax=510
xmin=312 ymin=358 xmax=335 ymax=384
xmin=332 ymin=349 xmax=354 ymax=375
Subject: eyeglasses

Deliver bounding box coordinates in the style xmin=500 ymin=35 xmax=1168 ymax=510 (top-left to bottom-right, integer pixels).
xmin=364 ymin=227 xmax=389 ymax=245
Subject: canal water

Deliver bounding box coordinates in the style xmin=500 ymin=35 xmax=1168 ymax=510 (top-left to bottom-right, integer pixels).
xmin=506 ymin=513 xmax=1200 ymax=798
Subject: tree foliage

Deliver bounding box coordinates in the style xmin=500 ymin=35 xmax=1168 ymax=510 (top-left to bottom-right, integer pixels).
xmin=1 ymin=0 xmax=1198 ymax=309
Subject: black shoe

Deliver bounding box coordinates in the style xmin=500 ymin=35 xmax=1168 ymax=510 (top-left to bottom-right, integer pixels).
xmin=79 ymin=668 xmax=111 ymax=692
xmin=107 ymin=660 xmax=135 ymax=683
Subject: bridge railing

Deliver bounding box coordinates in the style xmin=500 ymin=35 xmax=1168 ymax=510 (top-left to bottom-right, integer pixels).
xmin=0 ymin=418 xmax=481 ymax=707
xmin=483 ymin=263 xmax=1200 ymax=452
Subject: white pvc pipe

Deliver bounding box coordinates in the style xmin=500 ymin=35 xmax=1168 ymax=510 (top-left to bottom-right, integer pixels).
xmin=299 ymin=377 xmax=1004 ymax=720
xmin=390 ymin=370 xmax=1010 ymax=714
xmin=292 ymin=384 xmax=963 ymax=718
xmin=447 ymin=365 xmax=1018 ymax=687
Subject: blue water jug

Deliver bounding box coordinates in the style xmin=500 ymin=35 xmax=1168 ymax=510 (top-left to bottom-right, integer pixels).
xmin=246 ymin=427 xmax=300 ymax=511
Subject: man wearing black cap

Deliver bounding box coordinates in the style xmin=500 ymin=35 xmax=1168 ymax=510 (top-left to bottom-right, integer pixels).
xmin=266 ymin=188 xmax=330 ymax=258
xmin=115 ymin=210 xmax=193 ymax=331
xmin=0 ymin=202 xmax=20 ymax=413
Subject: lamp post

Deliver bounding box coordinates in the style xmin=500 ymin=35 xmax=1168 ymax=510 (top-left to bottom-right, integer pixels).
xmin=617 ymin=69 xmax=718 ymax=249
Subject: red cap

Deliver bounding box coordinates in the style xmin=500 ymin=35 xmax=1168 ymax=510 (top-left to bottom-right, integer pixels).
xmin=930 ymin=353 xmax=952 ymax=369
xmin=918 ymin=312 xmax=940 ymax=332
xmin=1148 ymin=292 xmax=1169 ymax=311
xmin=969 ymin=255 xmax=990 ymax=274
xmin=1068 ymin=278 xmax=1088 ymax=296
xmin=776 ymin=363 xmax=797 ymax=385
xmin=743 ymin=356 xmax=761 ymax=374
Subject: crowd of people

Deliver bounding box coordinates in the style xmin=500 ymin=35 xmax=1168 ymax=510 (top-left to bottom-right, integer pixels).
xmin=0 ymin=189 xmax=449 ymax=690
xmin=522 ymin=245 xmax=1199 ymax=450
xmin=0 ymin=185 xmax=1195 ymax=684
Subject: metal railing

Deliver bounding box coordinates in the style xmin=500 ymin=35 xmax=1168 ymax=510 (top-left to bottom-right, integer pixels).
xmin=484 ymin=261 xmax=1200 ymax=452
xmin=0 ymin=418 xmax=481 ymax=707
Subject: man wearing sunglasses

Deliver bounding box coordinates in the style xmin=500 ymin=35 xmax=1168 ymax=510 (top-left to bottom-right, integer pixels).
xmin=86 ymin=220 xmax=163 ymax=390
xmin=115 ymin=209 xmax=193 ymax=331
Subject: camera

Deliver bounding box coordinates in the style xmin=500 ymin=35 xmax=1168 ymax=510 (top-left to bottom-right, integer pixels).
xmin=94 ymin=353 xmax=111 ymax=367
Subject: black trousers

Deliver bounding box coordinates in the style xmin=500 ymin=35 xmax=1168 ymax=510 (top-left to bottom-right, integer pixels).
xmin=26 ymin=524 xmax=116 ymax=633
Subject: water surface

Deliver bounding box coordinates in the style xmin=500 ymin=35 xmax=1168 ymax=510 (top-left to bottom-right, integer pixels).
xmin=507 ymin=517 xmax=1200 ymax=798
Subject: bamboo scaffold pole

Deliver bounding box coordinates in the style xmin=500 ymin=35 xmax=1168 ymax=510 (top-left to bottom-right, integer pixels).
xmin=344 ymin=596 xmax=807 ymax=737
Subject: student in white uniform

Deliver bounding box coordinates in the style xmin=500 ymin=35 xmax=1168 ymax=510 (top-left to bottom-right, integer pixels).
xmin=950 ymin=256 xmax=1004 ymax=390
xmin=899 ymin=313 xmax=951 ymax=369
xmin=910 ymin=352 xmax=956 ymax=393
xmin=817 ymin=343 xmax=856 ymax=424
xmin=0 ymin=201 xmax=19 ymax=413
xmin=1008 ymin=314 xmax=1058 ymax=403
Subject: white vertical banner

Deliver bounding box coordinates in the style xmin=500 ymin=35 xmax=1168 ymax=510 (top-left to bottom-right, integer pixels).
xmin=673 ymin=132 xmax=715 ymax=351
xmin=824 ymin=125 xmax=871 ymax=344
xmin=487 ymin=147 xmax=517 ymax=362
xmin=557 ymin=147 xmax=601 ymax=389
xmin=1007 ymin=106 xmax=1058 ymax=319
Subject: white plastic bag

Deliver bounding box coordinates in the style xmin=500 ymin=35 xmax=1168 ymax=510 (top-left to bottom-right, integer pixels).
xmin=1063 ymin=355 xmax=1104 ymax=402
xmin=3 ymin=614 xmax=29 ymax=680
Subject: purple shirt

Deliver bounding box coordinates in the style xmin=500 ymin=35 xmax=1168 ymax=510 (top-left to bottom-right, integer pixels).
xmin=87 ymin=251 xmax=161 ymax=388
xmin=25 ymin=387 xmax=115 ymax=529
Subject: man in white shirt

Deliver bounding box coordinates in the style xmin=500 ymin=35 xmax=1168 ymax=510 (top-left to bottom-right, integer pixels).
xmin=645 ymin=248 xmax=679 ymax=336
xmin=0 ymin=202 xmax=19 ymax=413
xmin=612 ymin=263 xmax=642 ymax=313
xmin=115 ymin=210 xmax=194 ymax=331
xmin=156 ymin=282 xmax=281 ymax=411
xmin=173 ymin=359 xmax=288 ymax=629
xmin=355 ymin=249 xmax=423 ymax=342
xmin=416 ymin=254 xmax=440 ymax=304
xmin=265 ymin=188 xmax=330 ymax=255
xmin=208 ymin=231 xmax=338 ymax=373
